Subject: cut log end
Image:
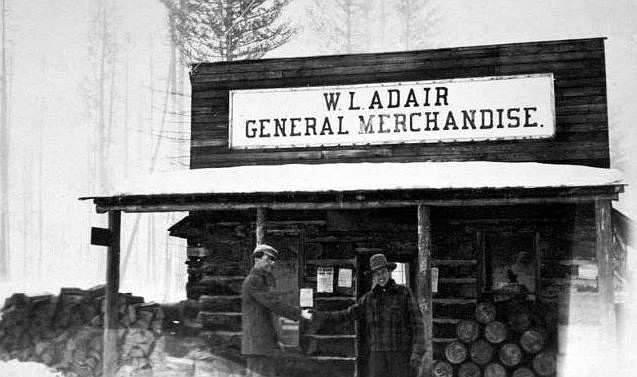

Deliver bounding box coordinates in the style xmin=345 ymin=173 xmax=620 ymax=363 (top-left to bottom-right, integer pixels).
xmin=475 ymin=302 xmax=497 ymax=324
xmin=445 ymin=341 xmax=468 ymax=364
xmin=432 ymin=360 xmax=454 ymax=377
xmin=499 ymin=343 xmax=522 ymax=367
xmin=458 ymin=361 xmax=481 ymax=377
xmin=532 ymin=351 xmax=557 ymax=376
xmin=485 ymin=321 xmax=508 ymax=344
xmin=484 ymin=362 xmax=507 ymax=377
xmin=457 ymin=320 xmax=481 ymax=343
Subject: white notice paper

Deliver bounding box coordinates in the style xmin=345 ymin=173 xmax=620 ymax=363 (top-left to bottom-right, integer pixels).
xmin=317 ymin=267 xmax=334 ymax=293
xmin=431 ymin=267 xmax=439 ymax=293
xmin=300 ymin=288 xmax=313 ymax=307
xmin=338 ymin=268 xmax=353 ymax=288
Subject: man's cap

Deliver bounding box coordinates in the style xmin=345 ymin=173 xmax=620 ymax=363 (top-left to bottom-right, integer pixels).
xmin=253 ymin=244 xmax=279 ymax=259
xmin=366 ymin=253 xmax=396 ymax=275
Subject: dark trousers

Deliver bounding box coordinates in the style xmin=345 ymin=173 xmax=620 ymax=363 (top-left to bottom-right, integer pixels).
xmin=368 ymin=351 xmax=415 ymax=377
xmin=246 ymin=355 xmax=279 ymax=377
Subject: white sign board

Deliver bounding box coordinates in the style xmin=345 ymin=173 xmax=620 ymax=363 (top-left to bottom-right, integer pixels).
xmin=300 ymin=288 xmax=313 ymax=307
xmin=338 ymin=268 xmax=353 ymax=288
xmin=317 ymin=267 xmax=334 ymax=293
xmin=229 ymin=74 xmax=555 ymax=149
xmin=431 ymin=267 xmax=439 ymax=293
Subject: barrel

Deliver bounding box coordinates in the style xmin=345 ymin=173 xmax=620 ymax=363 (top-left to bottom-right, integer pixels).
xmin=499 ymin=343 xmax=522 ymax=367
xmin=457 ymin=320 xmax=481 ymax=343
xmin=519 ymin=330 xmax=544 ymax=354
xmin=484 ymin=363 xmax=507 ymax=377
xmin=532 ymin=351 xmax=556 ymax=376
xmin=475 ymin=302 xmax=497 ymax=324
xmin=445 ymin=341 xmax=468 ymax=364
xmin=470 ymin=339 xmax=493 ymax=365
xmin=512 ymin=366 xmax=536 ymax=377
xmin=458 ymin=362 xmax=481 ymax=377
xmin=485 ymin=321 xmax=507 ymax=344
xmin=432 ymin=360 xmax=454 ymax=377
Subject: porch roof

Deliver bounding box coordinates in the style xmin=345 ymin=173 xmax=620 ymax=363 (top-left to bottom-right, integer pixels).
xmin=81 ymin=161 xmax=625 ymax=212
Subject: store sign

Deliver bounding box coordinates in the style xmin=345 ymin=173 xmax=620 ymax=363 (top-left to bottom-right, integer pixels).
xmin=229 ymin=74 xmax=555 ymax=149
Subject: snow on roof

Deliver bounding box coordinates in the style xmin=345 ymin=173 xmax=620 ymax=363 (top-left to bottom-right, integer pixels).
xmin=87 ymin=161 xmax=625 ymax=199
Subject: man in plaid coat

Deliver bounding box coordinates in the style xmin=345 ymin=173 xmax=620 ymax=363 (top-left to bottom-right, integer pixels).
xmin=314 ymin=253 xmax=424 ymax=377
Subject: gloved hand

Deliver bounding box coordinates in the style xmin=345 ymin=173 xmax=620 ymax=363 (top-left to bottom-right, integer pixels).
xmin=409 ymin=354 xmax=421 ymax=370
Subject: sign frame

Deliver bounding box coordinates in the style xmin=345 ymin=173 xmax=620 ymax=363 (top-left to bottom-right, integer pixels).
xmin=228 ymin=73 xmax=555 ymax=150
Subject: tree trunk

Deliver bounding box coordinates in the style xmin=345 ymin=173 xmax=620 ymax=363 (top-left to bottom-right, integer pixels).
xmin=98 ymin=1 xmax=107 ymax=191
xmin=0 ymin=0 xmax=10 ymax=279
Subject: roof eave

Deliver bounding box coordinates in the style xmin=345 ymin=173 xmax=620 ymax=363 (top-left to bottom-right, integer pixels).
xmin=87 ymin=185 xmax=624 ymax=214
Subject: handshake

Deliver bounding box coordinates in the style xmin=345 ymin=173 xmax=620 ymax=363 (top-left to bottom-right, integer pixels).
xmin=301 ymin=309 xmax=314 ymax=320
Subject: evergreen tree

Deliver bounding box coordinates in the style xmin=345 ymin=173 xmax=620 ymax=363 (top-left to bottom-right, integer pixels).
xmin=161 ymin=0 xmax=296 ymax=62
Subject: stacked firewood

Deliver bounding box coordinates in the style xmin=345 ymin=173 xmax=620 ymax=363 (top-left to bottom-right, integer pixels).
xmin=434 ymin=300 xmax=557 ymax=377
xmin=0 ymin=286 xmax=164 ymax=377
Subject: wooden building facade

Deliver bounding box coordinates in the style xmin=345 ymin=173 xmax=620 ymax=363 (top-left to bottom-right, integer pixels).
xmin=86 ymin=38 xmax=625 ymax=377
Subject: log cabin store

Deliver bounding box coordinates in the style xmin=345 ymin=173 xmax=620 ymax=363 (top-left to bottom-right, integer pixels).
xmin=85 ymin=38 xmax=626 ymax=377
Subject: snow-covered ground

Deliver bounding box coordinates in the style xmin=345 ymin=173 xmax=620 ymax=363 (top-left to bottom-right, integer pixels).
xmin=0 ymin=360 xmax=61 ymax=377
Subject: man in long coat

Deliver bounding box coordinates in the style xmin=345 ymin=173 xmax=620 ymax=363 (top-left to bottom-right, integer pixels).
xmin=242 ymin=244 xmax=311 ymax=376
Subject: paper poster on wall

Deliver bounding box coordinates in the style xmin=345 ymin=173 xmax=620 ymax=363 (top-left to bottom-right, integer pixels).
xmin=431 ymin=267 xmax=439 ymax=293
xmin=317 ymin=267 xmax=334 ymax=293
xmin=338 ymin=268 xmax=353 ymax=288
xmin=300 ymin=288 xmax=313 ymax=307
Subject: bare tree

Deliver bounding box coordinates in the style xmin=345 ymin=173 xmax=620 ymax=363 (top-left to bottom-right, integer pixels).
xmin=395 ymin=0 xmax=436 ymax=50
xmin=0 ymin=0 xmax=10 ymax=279
xmin=84 ymin=0 xmax=117 ymax=193
xmin=308 ymin=0 xmax=368 ymax=54
xmin=161 ymin=0 xmax=296 ymax=63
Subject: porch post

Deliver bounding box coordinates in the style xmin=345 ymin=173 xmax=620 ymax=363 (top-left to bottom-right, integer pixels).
xmin=256 ymin=207 xmax=267 ymax=245
xmin=417 ymin=205 xmax=433 ymax=377
xmin=595 ymin=200 xmax=616 ymax=356
xmin=103 ymin=210 xmax=121 ymax=377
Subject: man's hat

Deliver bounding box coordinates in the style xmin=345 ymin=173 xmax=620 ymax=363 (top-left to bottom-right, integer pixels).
xmin=366 ymin=253 xmax=396 ymax=275
xmin=253 ymin=244 xmax=279 ymax=260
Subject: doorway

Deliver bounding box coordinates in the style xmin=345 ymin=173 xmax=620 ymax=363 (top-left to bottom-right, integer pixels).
xmin=355 ymin=252 xmax=417 ymax=376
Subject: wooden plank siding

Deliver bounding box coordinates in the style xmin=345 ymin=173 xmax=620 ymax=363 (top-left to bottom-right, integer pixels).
xmin=189 ymin=38 xmax=609 ymax=169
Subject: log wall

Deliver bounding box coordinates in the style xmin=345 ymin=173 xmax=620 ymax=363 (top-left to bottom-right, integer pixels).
xmin=173 ymin=203 xmax=601 ymax=376
xmin=190 ymin=38 xmax=609 ymax=169
xmin=430 ymin=203 xmax=599 ymax=364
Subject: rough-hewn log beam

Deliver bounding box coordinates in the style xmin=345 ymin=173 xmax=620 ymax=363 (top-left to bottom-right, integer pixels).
xmin=417 ymin=205 xmax=433 ymax=377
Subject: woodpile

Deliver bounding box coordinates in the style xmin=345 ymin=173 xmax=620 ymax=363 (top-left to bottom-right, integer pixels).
xmin=0 ymin=286 xmax=165 ymax=377
xmin=439 ymin=299 xmax=557 ymax=377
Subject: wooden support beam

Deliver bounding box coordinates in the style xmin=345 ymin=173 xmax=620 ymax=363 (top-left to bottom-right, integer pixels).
xmin=92 ymin=188 xmax=622 ymax=213
xmin=103 ymin=210 xmax=121 ymax=377
xmin=417 ymin=205 xmax=433 ymax=377
xmin=534 ymin=231 xmax=542 ymax=301
xmin=256 ymin=207 xmax=266 ymax=245
xmin=595 ymin=200 xmax=616 ymax=350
